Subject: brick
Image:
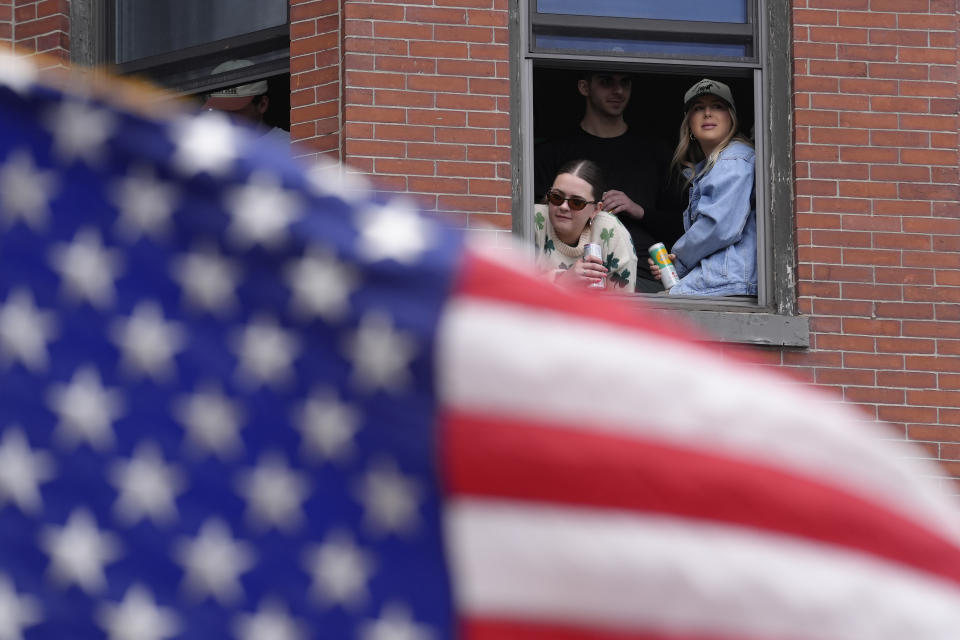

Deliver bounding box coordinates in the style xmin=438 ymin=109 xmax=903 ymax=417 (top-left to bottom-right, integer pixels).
xmin=13 ymin=3 xmax=33 ymax=20
xmin=871 ymin=130 xmax=929 ymax=147
xmin=839 ymin=146 xmax=898 ymax=163
xmin=909 ymin=425 xmax=960 ymax=441
xmin=435 ymin=93 xmax=497 ymax=111
xmin=376 ymin=56 xmax=435 ymax=74
xmin=375 ymin=123 xmax=435 ymax=142
xmin=899 ymin=47 xmax=957 ymax=65
xmin=843 ymin=352 xmax=905 ymax=369
xmin=871 ymin=164 xmax=930 ymax=182
xmin=374 ymin=22 xmax=433 ymax=40
xmin=810 ymin=128 xmax=869 ymax=145
xmin=408 ymin=75 xmax=468 ymax=93
xmin=838 ymin=44 xmax=897 ymax=62
xmin=407 ymin=176 xmax=469 ymax=194
xmin=900 ymin=148 xmax=957 ymax=166
xmin=436 ymin=161 xmax=496 ymax=178
xmin=437 ymin=127 xmax=495 ymax=144
xmin=845 ymin=386 xmax=905 ymax=404
xmin=434 ymin=25 xmax=493 ymax=43
xmin=900 ymin=114 xmax=958 ymax=132
xmin=794 ymin=8 xmax=838 ymax=25
xmin=345 ymin=3 xmax=403 ymax=20
xmin=406 ymin=6 xmax=467 ymax=23
xmin=812 ymin=299 xmax=875 ymax=317
xmin=939 ymin=375 xmax=960 ymax=391
xmin=838 ymin=181 xmax=898 ymax=199
xmin=437 ymin=59 xmax=496 ymax=77
xmin=437 ymin=194 xmax=497 ymax=212
xmin=407 ymin=142 xmax=466 ymax=160
xmin=796 ymin=181 xmax=838 ymax=197
xmin=346 ymin=139 xmax=407 ymax=159
xmin=469 ymin=77 xmax=510 ymax=95
xmin=908 ymin=391 xmax=960 ymax=409
xmin=467 ymin=8 xmax=508 ymax=26
xmin=14 ymin=14 xmax=67 ymax=38
xmin=884 ymin=407 xmax=939 ymax=424
xmin=869 ymin=29 xmax=927 ymax=46
xmin=468 ymin=43 xmax=509 ymax=60
xmin=867 ymin=63 xmax=930 ymax=80
xmin=291 ymin=0 xmax=339 ymax=20
xmin=838 ymin=11 xmax=896 ymax=27
xmin=876 ymin=337 xmax=936 ymax=354
xmin=373 ymin=158 xmax=436 ymax=175
xmin=875 ymin=268 xmax=935 ymax=286
xmin=374 ymin=89 xmax=433 ymax=108
xmin=899 ymin=184 xmax=959 ymax=202
xmin=467 ymin=145 xmax=510 ymax=162
xmin=870 ymin=0 xmax=930 ymax=10
xmin=874 ymin=302 xmax=935 ymax=320
xmin=809 ymin=27 xmax=869 ymax=45
xmin=347 ymin=36 xmax=406 ymax=55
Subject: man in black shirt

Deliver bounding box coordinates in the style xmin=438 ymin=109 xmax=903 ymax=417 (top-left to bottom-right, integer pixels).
xmin=535 ymin=72 xmax=682 ymax=293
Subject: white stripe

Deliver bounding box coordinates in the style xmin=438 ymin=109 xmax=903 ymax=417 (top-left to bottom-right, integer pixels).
xmin=447 ymin=498 xmax=960 ymax=640
xmin=436 ymin=296 xmax=960 ymax=545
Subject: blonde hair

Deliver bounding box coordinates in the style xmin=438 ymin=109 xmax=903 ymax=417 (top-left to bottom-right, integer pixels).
xmin=671 ymin=98 xmax=752 ymax=186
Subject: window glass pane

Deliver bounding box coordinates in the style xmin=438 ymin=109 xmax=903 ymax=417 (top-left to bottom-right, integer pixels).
xmin=534 ymin=35 xmax=749 ymax=58
xmin=116 ymin=0 xmax=287 ymax=62
xmin=537 ymin=0 xmax=748 ymax=23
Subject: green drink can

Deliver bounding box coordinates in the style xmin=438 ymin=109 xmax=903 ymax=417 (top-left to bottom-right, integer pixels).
xmin=648 ymin=242 xmax=680 ymax=290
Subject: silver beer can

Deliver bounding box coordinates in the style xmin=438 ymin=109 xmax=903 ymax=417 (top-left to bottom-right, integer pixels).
xmin=583 ymin=243 xmax=606 ymax=289
xmin=648 ymin=242 xmax=680 ymax=290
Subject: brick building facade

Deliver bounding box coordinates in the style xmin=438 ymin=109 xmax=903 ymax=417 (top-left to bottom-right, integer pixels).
xmin=2 ymin=0 xmax=960 ymax=486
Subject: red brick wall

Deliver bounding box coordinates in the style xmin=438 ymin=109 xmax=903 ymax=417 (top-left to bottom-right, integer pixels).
xmin=327 ymin=0 xmax=513 ymax=230
xmin=790 ymin=0 xmax=960 ymax=486
xmin=0 ymin=0 xmax=11 ymax=49
xmin=290 ymin=0 xmax=342 ymax=163
xmin=12 ymin=0 xmax=69 ymax=67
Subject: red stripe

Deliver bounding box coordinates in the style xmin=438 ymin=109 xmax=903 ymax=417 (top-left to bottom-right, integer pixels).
xmin=453 ymin=250 xmax=771 ymax=367
xmin=454 ymin=250 xmax=701 ymax=344
xmin=440 ymin=409 xmax=960 ymax=587
xmin=461 ymin=618 xmax=775 ymax=640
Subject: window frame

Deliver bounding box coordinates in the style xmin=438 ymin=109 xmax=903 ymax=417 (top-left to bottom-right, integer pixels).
xmin=71 ymin=1 xmax=289 ymax=96
xmin=510 ymin=0 xmax=805 ymax=347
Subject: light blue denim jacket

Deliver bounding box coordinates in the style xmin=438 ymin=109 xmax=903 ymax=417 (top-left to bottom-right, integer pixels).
xmin=669 ymin=141 xmax=757 ymax=296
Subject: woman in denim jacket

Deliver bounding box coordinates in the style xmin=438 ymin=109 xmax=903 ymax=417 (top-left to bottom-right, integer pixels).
xmin=649 ymin=79 xmax=757 ymax=296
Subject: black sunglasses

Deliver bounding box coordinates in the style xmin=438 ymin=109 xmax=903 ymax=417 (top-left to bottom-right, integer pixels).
xmin=546 ymin=190 xmax=597 ymax=212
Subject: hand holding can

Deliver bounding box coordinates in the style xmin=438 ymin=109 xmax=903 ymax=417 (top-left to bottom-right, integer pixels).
xmin=648 ymin=243 xmax=680 ymax=290
xmin=583 ymin=243 xmax=607 ymax=290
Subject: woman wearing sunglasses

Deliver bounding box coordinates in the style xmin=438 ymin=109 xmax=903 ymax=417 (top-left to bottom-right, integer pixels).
xmin=534 ymin=159 xmax=637 ymax=290
xmin=648 ymin=79 xmax=757 ymax=296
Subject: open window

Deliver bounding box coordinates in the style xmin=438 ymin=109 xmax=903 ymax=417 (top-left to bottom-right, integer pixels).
xmin=75 ymin=0 xmax=290 ymax=132
xmin=512 ymin=0 xmax=805 ymax=345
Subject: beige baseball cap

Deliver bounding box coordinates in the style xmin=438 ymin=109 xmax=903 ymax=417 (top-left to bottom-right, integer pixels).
xmin=683 ymin=78 xmax=736 ymax=114
xmin=203 ymin=60 xmax=268 ymax=111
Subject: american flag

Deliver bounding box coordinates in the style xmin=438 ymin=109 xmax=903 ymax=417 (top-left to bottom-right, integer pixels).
xmin=0 ymin=52 xmax=959 ymax=640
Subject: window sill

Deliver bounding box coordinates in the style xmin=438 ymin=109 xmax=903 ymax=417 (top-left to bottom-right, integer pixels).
xmin=613 ymin=293 xmax=810 ymax=347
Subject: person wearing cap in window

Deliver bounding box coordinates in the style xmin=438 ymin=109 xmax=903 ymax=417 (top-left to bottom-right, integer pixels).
xmin=204 ymin=60 xmax=290 ymax=145
xmin=648 ymin=78 xmax=757 ymax=297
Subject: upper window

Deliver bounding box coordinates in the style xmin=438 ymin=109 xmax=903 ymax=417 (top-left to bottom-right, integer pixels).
xmin=97 ymin=1 xmax=290 ymax=133
xmin=108 ymin=0 xmax=289 ymax=97
xmin=517 ymin=0 xmax=796 ymax=320
xmin=530 ymin=0 xmax=757 ymax=60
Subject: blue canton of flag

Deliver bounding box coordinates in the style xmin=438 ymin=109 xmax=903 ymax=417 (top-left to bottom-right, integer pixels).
xmin=0 ymin=54 xmax=461 ymax=640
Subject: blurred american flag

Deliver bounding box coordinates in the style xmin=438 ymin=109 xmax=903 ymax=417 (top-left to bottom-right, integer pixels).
xmin=1 ymin=52 xmax=960 ymax=640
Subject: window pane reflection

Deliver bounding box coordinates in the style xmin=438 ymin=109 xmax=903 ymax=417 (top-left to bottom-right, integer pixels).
xmin=116 ymin=0 xmax=288 ymax=62
xmin=537 ymin=0 xmax=748 ymax=24
xmin=534 ymin=35 xmax=748 ymax=58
